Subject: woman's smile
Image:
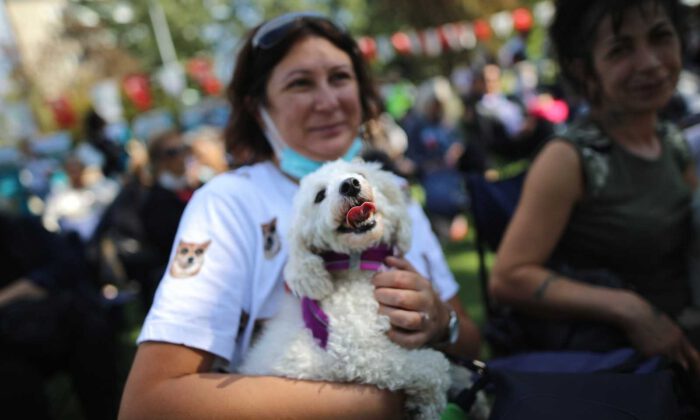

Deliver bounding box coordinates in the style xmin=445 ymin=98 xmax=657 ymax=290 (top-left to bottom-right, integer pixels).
xmin=308 ymin=121 xmax=346 ymax=135
xmin=628 ymin=77 xmax=670 ymax=97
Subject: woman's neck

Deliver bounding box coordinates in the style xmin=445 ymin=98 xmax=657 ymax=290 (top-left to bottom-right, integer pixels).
xmin=592 ymin=108 xmax=661 ymax=158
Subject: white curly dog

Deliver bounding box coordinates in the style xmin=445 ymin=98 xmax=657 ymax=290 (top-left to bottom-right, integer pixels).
xmin=240 ymin=159 xmax=470 ymax=419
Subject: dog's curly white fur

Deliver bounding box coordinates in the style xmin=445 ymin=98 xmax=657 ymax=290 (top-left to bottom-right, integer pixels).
xmin=239 ymin=160 xmax=452 ymax=419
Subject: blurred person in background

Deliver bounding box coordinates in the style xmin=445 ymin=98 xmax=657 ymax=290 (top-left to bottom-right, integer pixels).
xmin=137 ymin=130 xmax=199 ymax=309
xmin=405 ymin=77 xmax=469 ymax=242
xmin=84 ymin=108 xmax=127 ymax=179
xmin=461 ymin=63 xmax=551 ymax=167
xmin=17 ymin=138 xmax=59 ymax=204
xmin=42 ymin=153 xmax=119 ymax=244
xmin=86 ymin=139 xmax=153 ymax=310
xmin=0 ymin=211 xmax=120 ymax=419
xmin=184 ymin=125 xmax=230 ymax=184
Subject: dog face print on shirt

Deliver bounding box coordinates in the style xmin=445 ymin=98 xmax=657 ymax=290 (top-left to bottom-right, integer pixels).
xmin=170 ymin=239 xmax=211 ymax=278
xmin=262 ymin=217 xmax=281 ymax=259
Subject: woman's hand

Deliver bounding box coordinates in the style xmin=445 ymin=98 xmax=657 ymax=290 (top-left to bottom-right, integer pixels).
xmin=621 ymin=294 xmax=700 ymax=376
xmin=372 ymin=256 xmax=450 ymax=348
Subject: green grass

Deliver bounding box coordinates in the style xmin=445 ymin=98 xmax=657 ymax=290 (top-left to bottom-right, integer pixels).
xmin=442 ymin=220 xmax=494 ymax=360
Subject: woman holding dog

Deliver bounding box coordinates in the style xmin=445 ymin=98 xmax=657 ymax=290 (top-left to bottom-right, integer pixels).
xmin=491 ymin=0 xmax=700 ymax=395
xmin=120 ymin=12 xmax=481 ymax=418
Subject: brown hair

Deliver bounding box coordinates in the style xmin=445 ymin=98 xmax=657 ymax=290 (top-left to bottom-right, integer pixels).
xmin=549 ymin=0 xmax=685 ymax=101
xmin=224 ymin=16 xmax=382 ymax=166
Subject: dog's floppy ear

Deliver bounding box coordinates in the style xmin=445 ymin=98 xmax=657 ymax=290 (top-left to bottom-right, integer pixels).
xmin=284 ymin=228 xmax=334 ymax=300
xmin=394 ymin=213 xmax=412 ymax=255
xmin=368 ymin=165 xmax=412 ymax=255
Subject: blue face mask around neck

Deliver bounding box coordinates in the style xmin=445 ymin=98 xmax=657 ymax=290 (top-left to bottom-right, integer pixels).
xmin=279 ymin=137 xmax=363 ymax=179
xmin=259 ymin=106 xmax=364 ymax=179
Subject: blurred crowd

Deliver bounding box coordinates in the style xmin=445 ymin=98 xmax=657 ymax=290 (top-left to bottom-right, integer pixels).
xmin=1 ymin=105 xmax=231 ymax=418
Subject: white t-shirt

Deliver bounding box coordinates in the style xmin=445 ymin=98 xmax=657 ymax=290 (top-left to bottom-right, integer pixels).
xmin=138 ymin=161 xmax=459 ymax=368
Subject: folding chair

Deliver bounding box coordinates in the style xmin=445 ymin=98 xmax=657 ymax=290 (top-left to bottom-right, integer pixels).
xmin=465 ymin=171 xmax=526 ymax=318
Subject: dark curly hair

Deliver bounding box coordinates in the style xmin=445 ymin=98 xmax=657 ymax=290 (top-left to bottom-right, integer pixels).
xmin=224 ymin=15 xmax=382 ymax=166
xmin=549 ymin=0 xmax=685 ymax=101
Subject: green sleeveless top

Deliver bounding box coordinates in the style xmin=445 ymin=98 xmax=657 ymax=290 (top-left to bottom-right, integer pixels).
xmin=553 ymin=117 xmax=693 ymax=316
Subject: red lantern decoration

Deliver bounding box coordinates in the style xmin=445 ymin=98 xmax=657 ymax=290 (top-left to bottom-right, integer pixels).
xmin=123 ymin=74 xmax=152 ymax=111
xmin=391 ymin=32 xmax=412 ymax=55
xmin=48 ymin=97 xmax=76 ymax=129
xmin=512 ymin=7 xmax=534 ymax=33
xmin=473 ymin=19 xmax=492 ymax=41
xmin=357 ymin=36 xmax=377 ymax=61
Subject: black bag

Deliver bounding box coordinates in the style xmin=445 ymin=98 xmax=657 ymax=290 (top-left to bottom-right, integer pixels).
xmin=452 ymin=350 xmax=680 ymax=420
xmin=486 ymin=370 xmax=678 ymax=420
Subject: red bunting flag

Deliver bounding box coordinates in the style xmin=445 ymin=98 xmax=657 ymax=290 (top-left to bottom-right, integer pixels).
xmin=391 ymin=32 xmax=412 ymax=55
xmin=473 ymin=19 xmax=492 ymax=41
xmin=512 ymin=7 xmax=534 ymax=33
xmin=186 ymin=57 xmax=222 ymax=95
xmin=357 ymin=36 xmax=378 ymax=61
xmin=123 ymin=74 xmax=152 ymax=111
xmin=48 ymin=96 xmax=76 ymax=129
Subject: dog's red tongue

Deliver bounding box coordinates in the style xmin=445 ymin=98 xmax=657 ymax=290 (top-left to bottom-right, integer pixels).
xmin=346 ymin=202 xmax=376 ymax=229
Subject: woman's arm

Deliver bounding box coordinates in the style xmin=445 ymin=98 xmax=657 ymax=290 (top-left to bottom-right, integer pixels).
xmin=119 ymin=342 xmax=405 ymax=420
xmin=0 ymin=279 xmax=47 ymax=308
xmin=490 ymin=140 xmax=700 ymax=374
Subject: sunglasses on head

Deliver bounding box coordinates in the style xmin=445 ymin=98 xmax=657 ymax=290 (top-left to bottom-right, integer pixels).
xmin=251 ymin=11 xmax=342 ymax=50
xmin=160 ymin=145 xmax=188 ymax=158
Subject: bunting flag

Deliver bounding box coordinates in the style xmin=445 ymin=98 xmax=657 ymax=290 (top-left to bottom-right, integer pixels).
xmin=420 ymin=28 xmax=442 ymax=57
xmin=355 ymin=1 xmax=551 ymax=62
xmin=123 ymin=74 xmax=152 ymax=111
xmin=407 ymin=30 xmax=423 ymax=55
xmin=391 ymin=31 xmax=412 ymax=55
xmin=490 ymin=11 xmax=513 ymax=39
xmin=473 ymin=19 xmax=492 ymax=41
xmin=357 ymin=37 xmax=378 ymax=61
xmin=375 ymin=36 xmax=396 ymax=62
xmin=512 ymin=8 xmax=534 ymax=33
xmin=534 ymin=2 xmax=555 ymax=27
xmin=457 ymin=23 xmax=477 ymax=50
xmin=48 ymin=96 xmax=77 ymax=129
xmin=186 ymin=57 xmax=222 ymax=95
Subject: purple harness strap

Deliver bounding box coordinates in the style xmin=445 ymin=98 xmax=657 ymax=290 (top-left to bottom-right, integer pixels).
xmin=301 ymin=244 xmax=394 ymax=349
xmin=301 ymin=297 xmax=330 ymax=349
xmin=319 ymin=244 xmax=394 ymax=272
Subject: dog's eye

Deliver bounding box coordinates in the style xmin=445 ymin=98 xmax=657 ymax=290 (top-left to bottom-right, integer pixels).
xmin=314 ymin=189 xmax=326 ymax=203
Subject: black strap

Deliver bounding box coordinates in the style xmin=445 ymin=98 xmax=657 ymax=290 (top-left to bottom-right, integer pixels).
xmin=449 ymin=358 xmax=490 ymax=411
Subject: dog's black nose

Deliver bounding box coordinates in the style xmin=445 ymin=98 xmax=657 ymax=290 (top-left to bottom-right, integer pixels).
xmin=340 ymin=177 xmax=361 ymax=197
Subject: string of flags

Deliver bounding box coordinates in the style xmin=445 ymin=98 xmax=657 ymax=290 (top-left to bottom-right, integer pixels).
xmin=46 ymin=2 xmax=555 ymax=130
xmin=47 ymin=56 xmax=222 ymax=129
xmin=356 ymin=1 xmax=554 ymax=62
